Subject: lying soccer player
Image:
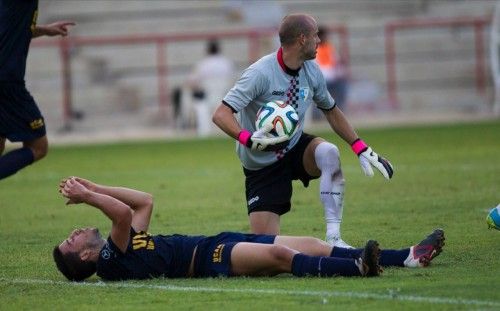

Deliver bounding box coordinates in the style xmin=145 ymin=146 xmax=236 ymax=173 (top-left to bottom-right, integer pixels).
xmin=53 ymin=177 xmax=445 ymax=281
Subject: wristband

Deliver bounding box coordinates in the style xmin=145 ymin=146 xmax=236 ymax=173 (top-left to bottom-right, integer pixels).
xmin=351 ymin=138 xmax=368 ymax=155
xmin=238 ymin=129 xmax=252 ymax=147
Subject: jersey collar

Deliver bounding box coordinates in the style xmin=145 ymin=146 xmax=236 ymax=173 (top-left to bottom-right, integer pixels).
xmin=277 ymin=47 xmax=300 ymax=77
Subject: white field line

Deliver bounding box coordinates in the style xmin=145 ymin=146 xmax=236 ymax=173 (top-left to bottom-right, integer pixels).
xmin=1 ymin=278 xmax=499 ymax=307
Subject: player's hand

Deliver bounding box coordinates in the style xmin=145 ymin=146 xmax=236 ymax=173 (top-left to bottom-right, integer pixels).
xmin=73 ymin=177 xmax=98 ymax=192
xmin=239 ymin=126 xmax=289 ymax=151
xmin=249 ymin=126 xmax=290 ymax=151
xmin=351 ymin=139 xmax=393 ymax=179
xmin=358 ymin=147 xmax=393 ymax=179
xmin=41 ymin=21 xmax=75 ymax=37
xmin=59 ymin=177 xmax=89 ymax=205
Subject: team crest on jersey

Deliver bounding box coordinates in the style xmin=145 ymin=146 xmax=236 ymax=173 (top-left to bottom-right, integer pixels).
xmin=299 ymin=87 xmax=309 ymax=100
xmin=101 ymin=244 xmax=113 ymax=260
xmin=30 ymin=118 xmax=44 ymax=130
xmin=101 ymin=249 xmax=111 ymax=260
xmin=212 ymin=244 xmax=225 ymax=263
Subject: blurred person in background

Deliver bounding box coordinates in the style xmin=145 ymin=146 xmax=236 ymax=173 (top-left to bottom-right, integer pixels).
xmin=177 ymin=39 xmax=234 ymax=136
xmin=316 ymin=26 xmax=349 ymax=112
xmin=213 ymin=14 xmax=393 ymax=248
xmin=187 ymin=39 xmax=234 ymax=136
xmin=0 ymin=0 xmax=75 ymax=180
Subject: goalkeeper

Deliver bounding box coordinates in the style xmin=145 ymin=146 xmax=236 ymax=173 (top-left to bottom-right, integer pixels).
xmin=212 ymin=13 xmax=393 ymax=248
xmin=53 ymin=177 xmax=444 ymax=282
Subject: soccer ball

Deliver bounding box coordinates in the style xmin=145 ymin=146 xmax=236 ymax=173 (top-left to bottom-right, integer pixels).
xmin=486 ymin=204 xmax=500 ymax=230
xmin=255 ymin=101 xmax=299 ymax=137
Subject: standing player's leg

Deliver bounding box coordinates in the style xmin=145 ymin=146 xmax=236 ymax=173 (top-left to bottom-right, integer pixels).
xmin=0 ymin=137 xmax=5 ymax=155
xmin=0 ymin=136 xmax=47 ymax=180
xmin=0 ymin=145 xmax=34 ymax=179
xmin=0 ymin=135 xmax=48 ymax=179
xmin=245 ymin=158 xmax=292 ymax=235
xmin=23 ymin=135 xmax=48 ymax=161
xmin=0 ymin=85 xmax=48 ymax=180
xmin=302 ymin=137 xmax=351 ymax=247
xmin=249 ymin=212 xmax=281 ymax=235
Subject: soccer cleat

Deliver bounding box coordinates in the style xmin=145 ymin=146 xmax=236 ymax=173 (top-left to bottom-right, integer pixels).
xmin=326 ymin=235 xmax=354 ymax=249
xmin=404 ymin=228 xmax=445 ymax=268
xmin=356 ymin=240 xmax=382 ymax=277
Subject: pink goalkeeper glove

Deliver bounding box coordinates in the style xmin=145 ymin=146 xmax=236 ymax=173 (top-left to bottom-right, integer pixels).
xmin=351 ymin=139 xmax=394 ymax=179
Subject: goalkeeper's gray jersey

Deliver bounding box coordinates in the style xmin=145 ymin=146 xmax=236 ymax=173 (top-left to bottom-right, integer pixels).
xmin=223 ymin=48 xmax=336 ymax=170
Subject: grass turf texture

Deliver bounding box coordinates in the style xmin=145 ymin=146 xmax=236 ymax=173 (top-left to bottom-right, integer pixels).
xmin=0 ymin=120 xmax=499 ymax=310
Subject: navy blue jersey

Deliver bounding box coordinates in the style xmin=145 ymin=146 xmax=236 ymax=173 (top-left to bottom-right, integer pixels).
xmin=0 ymin=0 xmax=38 ymax=82
xmin=96 ymin=229 xmax=205 ymax=281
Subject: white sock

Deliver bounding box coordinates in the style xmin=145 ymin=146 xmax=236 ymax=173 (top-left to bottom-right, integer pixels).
xmin=314 ymin=142 xmax=345 ymax=239
xmin=326 ymin=221 xmax=341 ymax=239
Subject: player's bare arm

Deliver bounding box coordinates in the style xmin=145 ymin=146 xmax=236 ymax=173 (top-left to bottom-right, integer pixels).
xmin=323 ymin=106 xmax=359 ymax=144
xmin=59 ymin=177 xmax=132 ymax=252
xmin=32 ymin=21 xmax=75 ymax=38
xmin=65 ymin=176 xmax=153 ymax=232
xmin=212 ymin=103 xmax=242 ymax=139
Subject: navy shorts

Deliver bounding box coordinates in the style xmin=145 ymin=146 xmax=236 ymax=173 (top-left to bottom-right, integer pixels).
xmin=243 ymin=132 xmax=318 ymax=215
xmin=0 ymin=83 xmax=46 ymax=142
xmin=193 ymin=232 xmax=275 ymax=278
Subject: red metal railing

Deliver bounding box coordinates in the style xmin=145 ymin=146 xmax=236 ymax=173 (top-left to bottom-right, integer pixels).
xmin=31 ymin=25 xmax=349 ymax=128
xmin=385 ymin=15 xmax=491 ymax=109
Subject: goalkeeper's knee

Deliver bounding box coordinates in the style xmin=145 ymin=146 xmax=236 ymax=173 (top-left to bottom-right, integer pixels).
xmin=314 ymin=142 xmax=341 ymax=172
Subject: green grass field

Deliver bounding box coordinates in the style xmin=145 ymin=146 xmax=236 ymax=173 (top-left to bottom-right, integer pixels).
xmin=0 ymin=120 xmax=499 ymax=310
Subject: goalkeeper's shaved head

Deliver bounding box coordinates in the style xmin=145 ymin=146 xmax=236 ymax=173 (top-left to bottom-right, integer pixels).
xmin=279 ymin=14 xmax=317 ymax=46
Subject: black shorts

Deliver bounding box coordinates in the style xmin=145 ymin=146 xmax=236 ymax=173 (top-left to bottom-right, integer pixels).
xmin=243 ymin=133 xmax=318 ymax=215
xmin=193 ymin=232 xmax=275 ymax=277
xmin=0 ymin=83 xmax=46 ymax=142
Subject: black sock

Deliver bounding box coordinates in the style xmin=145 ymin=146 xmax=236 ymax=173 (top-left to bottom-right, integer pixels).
xmin=330 ymin=246 xmax=362 ymax=258
xmin=291 ymin=253 xmax=361 ymax=277
xmin=0 ymin=147 xmax=34 ymax=179
xmin=331 ymin=247 xmax=410 ymax=267
xmin=379 ymin=249 xmax=410 ymax=267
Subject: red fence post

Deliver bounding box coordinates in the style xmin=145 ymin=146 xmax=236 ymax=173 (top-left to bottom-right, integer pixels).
xmin=384 ymin=24 xmax=398 ymax=109
xmin=474 ymin=20 xmax=486 ymax=94
xmin=156 ymin=39 xmax=168 ymax=121
xmin=248 ymin=31 xmax=260 ymax=64
xmin=59 ymin=38 xmax=73 ymax=130
xmin=384 ymin=16 xmax=491 ymax=110
xmin=32 ymin=26 xmax=351 ymax=129
xmin=337 ymin=25 xmax=350 ymax=73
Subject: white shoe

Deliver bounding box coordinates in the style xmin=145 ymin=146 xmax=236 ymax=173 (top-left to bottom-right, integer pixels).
xmin=326 ymin=235 xmax=354 ymax=249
